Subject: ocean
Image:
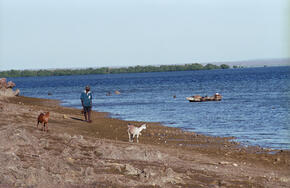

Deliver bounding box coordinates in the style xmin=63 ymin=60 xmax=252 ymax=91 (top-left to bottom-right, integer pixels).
xmin=10 ymin=66 xmax=290 ymax=150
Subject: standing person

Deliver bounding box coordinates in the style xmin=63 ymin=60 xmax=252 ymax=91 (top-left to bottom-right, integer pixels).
xmin=80 ymin=85 xmax=93 ymax=122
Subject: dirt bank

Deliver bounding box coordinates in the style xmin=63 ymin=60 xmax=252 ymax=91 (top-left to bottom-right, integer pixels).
xmin=0 ymin=96 xmax=289 ymax=187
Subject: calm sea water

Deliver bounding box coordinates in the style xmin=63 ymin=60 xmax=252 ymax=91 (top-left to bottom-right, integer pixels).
xmin=10 ymin=66 xmax=290 ymax=150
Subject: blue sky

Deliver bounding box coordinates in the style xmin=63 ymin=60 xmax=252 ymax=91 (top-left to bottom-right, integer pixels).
xmin=0 ymin=0 xmax=289 ymax=70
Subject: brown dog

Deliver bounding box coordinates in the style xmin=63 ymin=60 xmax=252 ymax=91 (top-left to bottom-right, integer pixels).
xmin=37 ymin=112 xmax=50 ymax=131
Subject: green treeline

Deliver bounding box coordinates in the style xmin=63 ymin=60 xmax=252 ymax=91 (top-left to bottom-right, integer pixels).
xmin=0 ymin=63 xmax=230 ymax=77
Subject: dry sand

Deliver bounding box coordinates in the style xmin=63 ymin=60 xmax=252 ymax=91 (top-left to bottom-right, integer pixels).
xmin=0 ymin=96 xmax=289 ymax=187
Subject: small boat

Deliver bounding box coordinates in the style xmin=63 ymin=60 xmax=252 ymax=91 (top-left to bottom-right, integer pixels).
xmin=186 ymin=93 xmax=222 ymax=102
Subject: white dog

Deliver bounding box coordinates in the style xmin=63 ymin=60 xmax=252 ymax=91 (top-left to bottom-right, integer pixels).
xmin=128 ymin=124 xmax=146 ymax=143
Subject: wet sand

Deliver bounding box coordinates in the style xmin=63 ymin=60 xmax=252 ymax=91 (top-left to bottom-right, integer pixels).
xmin=0 ymin=96 xmax=289 ymax=187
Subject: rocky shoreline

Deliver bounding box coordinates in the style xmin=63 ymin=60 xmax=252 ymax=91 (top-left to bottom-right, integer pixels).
xmin=0 ymin=95 xmax=289 ymax=187
xmin=0 ymin=78 xmax=20 ymax=97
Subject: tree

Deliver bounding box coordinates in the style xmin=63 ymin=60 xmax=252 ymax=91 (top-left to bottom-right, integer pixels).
xmin=220 ymin=64 xmax=230 ymax=69
xmin=204 ymin=64 xmax=219 ymax=70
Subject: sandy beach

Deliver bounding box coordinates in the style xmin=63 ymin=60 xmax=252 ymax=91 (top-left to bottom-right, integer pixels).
xmin=0 ymin=95 xmax=289 ymax=187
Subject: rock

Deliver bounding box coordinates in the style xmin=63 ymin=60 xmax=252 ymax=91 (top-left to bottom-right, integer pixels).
xmin=85 ymin=167 xmax=94 ymax=176
xmin=125 ymin=164 xmax=141 ymax=175
xmin=0 ymin=78 xmax=7 ymax=88
xmin=280 ymin=177 xmax=290 ymax=183
xmin=6 ymin=81 xmax=16 ymax=88
xmin=112 ymin=164 xmax=123 ymax=173
xmin=219 ymin=161 xmax=230 ymax=165
xmin=67 ymin=157 xmax=74 ymax=163
xmin=142 ymin=167 xmax=186 ymax=185
xmin=14 ymin=89 xmax=20 ymax=96
xmin=0 ymin=88 xmax=18 ymax=97
xmin=25 ymin=173 xmax=37 ymax=186
xmin=0 ymin=78 xmax=20 ymax=97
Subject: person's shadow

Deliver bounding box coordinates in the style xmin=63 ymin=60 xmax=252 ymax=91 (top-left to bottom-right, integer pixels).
xmin=70 ymin=117 xmax=85 ymax=122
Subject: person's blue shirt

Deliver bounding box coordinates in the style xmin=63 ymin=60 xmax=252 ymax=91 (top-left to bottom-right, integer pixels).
xmin=80 ymin=90 xmax=93 ymax=107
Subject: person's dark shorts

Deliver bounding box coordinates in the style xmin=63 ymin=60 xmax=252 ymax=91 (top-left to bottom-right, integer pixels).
xmin=83 ymin=106 xmax=92 ymax=113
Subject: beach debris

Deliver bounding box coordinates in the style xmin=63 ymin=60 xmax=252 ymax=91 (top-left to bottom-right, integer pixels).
xmin=115 ymin=90 xmax=121 ymax=95
xmin=218 ymin=161 xmax=231 ymax=165
xmin=67 ymin=157 xmax=74 ymax=163
xmin=218 ymin=161 xmax=238 ymax=167
xmin=186 ymin=93 xmax=222 ymax=102
xmin=280 ymin=177 xmax=290 ymax=183
xmin=233 ymin=163 xmax=238 ymax=167
xmin=106 ymin=91 xmax=111 ymax=96
xmin=0 ymin=78 xmax=20 ymax=97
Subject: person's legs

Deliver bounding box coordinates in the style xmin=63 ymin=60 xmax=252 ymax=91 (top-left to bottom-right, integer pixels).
xmin=88 ymin=110 xmax=91 ymax=122
xmin=87 ymin=107 xmax=92 ymax=122
xmin=83 ymin=106 xmax=92 ymax=122
xmin=83 ymin=107 xmax=88 ymax=121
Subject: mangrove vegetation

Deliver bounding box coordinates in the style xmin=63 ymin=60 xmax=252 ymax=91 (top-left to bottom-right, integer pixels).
xmin=0 ymin=63 xmax=231 ymax=77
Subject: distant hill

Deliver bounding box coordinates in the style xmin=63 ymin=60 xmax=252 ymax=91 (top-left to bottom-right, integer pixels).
xmin=217 ymin=58 xmax=290 ymax=67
